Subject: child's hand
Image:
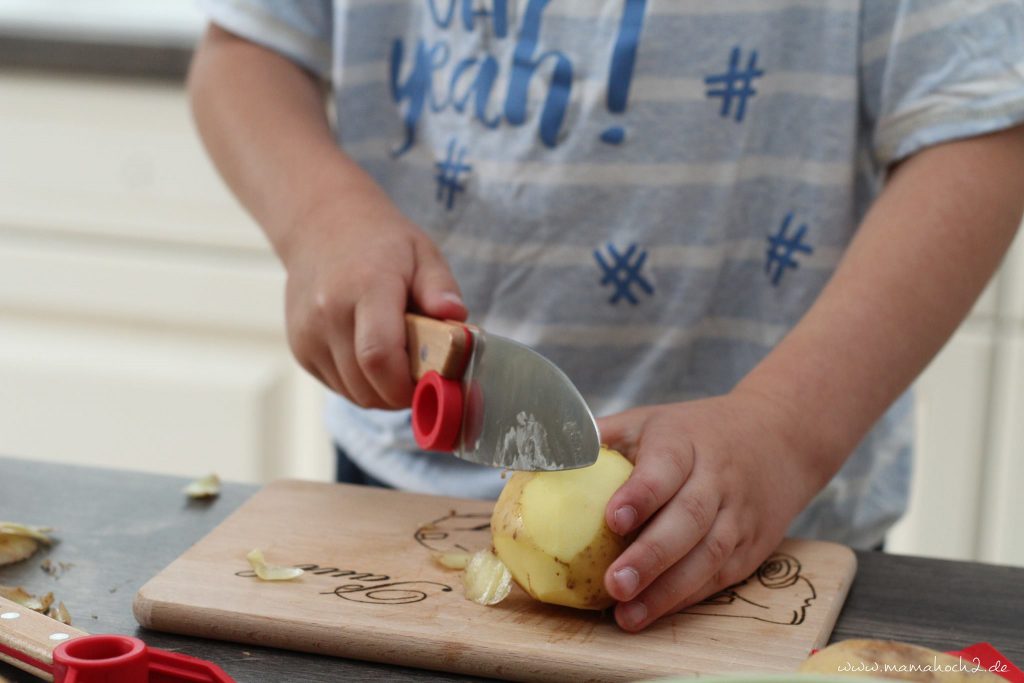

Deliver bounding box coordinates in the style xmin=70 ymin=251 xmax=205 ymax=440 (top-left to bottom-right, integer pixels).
xmin=281 ymin=198 xmax=466 ymax=408
xmin=598 ymin=390 xmax=825 ymax=631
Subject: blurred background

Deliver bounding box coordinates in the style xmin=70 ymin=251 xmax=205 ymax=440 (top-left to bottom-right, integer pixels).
xmin=0 ymin=0 xmax=1021 ymax=568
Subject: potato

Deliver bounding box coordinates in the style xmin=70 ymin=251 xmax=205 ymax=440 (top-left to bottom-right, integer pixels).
xmin=491 ymin=447 xmax=633 ymax=609
xmin=800 ymin=639 xmax=1006 ymax=681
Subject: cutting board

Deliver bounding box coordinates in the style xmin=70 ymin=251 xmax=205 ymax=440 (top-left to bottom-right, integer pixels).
xmin=134 ymin=480 xmax=856 ymax=682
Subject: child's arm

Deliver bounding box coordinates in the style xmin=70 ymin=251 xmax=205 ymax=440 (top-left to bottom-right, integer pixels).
xmin=188 ymin=25 xmax=466 ymax=407
xmin=600 ymin=123 xmax=1024 ymax=632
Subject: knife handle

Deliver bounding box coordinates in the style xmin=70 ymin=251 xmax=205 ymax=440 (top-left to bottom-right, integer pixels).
xmin=0 ymin=595 xmax=88 ymax=680
xmin=405 ymin=314 xmax=473 ymax=381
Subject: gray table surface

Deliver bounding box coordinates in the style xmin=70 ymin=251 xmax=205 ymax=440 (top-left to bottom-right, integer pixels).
xmin=1 ymin=455 xmax=1022 ymax=682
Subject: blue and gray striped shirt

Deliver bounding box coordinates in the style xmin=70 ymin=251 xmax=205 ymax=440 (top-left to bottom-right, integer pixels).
xmin=200 ymin=0 xmax=1024 ymax=549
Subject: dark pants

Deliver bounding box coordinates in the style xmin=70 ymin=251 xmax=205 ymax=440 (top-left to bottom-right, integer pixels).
xmin=335 ymin=445 xmax=391 ymax=488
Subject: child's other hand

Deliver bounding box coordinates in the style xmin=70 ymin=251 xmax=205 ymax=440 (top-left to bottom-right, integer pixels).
xmin=281 ymin=198 xmax=466 ymax=408
xmin=598 ymin=390 xmax=825 ymax=631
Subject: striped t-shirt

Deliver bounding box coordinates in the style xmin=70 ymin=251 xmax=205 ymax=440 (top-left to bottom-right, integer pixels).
xmin=200 ymin=0 xmax=1024 ymax=549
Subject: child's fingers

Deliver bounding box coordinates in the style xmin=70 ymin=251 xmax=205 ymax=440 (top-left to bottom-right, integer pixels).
xmin=664 ymin=551 xmax=751 ymax=617
xmin=329 ymin=325 xmax=385 ymax=408
xmin=311 ymin=348 xmax=346 ymax=398
xmin=604 ymin=479 xmax=720 ymax=602
xmin=288 ymin=326 xmax=343 ymax=396
xmin=607 ymin=478 xmax=721 ymax=596
xmin=410 ymin=236 xmax=467 ymax=321
xmin=353 ymin=278 xmax=415 ymax=408
xmin=604 ymin=418 xmax=695 ymax=536
xmin=613 ymin=518 xmax=743 ymax=632
xmin=594 ymin=411 xmax=645 ymax=454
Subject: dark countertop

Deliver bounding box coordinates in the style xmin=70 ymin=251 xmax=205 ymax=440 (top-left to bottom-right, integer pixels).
xmin=1 ymin=455 xmax=1022 ymax=682
xmin=0 ymin=32 xmax=192 ymax=81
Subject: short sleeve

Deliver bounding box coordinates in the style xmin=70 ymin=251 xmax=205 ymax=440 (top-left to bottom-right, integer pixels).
xmin=197 ymin=0 xmax=333 ymax=80
xmin=860 ymin=0 xmax=1024 ymax=166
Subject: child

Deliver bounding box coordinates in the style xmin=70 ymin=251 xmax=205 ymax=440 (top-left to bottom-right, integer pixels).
xmin=189 ymin=0 xmax=1024 ymax=631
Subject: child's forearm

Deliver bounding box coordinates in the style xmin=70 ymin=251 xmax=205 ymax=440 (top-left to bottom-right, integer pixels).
xmin=737 ymin=124 xmax=1024 ymax=487
xmin=189 ymin=25 xmax=467 ymax=408
xmin=188 ymin=25 xmax=392 ymax=263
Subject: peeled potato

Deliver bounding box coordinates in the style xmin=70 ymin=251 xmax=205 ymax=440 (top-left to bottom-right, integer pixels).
xmin=800 ymin=639 xmax=1006 ymax=681
xmin=491 ymin=447 xmax=633 ymax=610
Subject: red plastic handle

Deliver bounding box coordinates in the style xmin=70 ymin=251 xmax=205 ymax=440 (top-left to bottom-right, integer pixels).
xmin=50 ymin=635 xmax=234 ymax=682
xmin=52 ymin=636 xmax=147 ymax=682
xmin=412 ymin=370 xmax=463 ymax=452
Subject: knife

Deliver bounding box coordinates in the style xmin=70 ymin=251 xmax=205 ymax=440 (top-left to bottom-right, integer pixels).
xmin=405 ymin=313 xmax=599 ymax=471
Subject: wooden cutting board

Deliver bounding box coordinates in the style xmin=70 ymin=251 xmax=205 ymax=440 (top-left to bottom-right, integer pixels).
xmin=134 ymin=480 xmax=856 ymax=682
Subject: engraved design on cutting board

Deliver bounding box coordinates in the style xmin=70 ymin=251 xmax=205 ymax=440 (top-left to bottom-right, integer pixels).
xmin=414 ymin=510 xmax=492 ymax=554
xmin=320 ymin=581 xmax=452 ymax=604
xmin=236 ymin=563 xmax=452 ymax=606
xmin=413 ymin=511 xmax=816 ymax=624
xmin=685 ymin=553 xmax=816 ymax=625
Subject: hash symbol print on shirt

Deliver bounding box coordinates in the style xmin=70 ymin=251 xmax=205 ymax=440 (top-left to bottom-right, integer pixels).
xmin=435 ymin=138 xmax=472 ymax=210
xmin=766 ymin=213 xmax=813 ymax=287
xmin=704 ymin=46 xmax=764 ymax=123
xmin=594 ymin=242 xmax=654 ymax=305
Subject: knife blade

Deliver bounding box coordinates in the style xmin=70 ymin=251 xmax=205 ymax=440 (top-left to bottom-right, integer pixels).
xmin=405 ymin=314 xmax=599 ymax=471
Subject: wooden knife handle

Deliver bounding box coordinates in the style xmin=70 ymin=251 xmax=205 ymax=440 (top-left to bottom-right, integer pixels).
xmin=0 ymin=595 xmax=88 ymax=680
xmin=405 ymin=314 xmax=473 ymax=381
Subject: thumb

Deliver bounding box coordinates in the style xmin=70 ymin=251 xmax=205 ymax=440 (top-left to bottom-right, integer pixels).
xmin=596 ymin=408 xmax=648 ymax=459
xmin=411 ymin=238 xmax=467 ymax=321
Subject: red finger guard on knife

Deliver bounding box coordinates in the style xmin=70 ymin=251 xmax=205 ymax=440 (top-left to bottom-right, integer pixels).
xmin=410 ymin=321 xmax=473 ymax=452
xmin=412 ymin=370 xmax=463 ymax=451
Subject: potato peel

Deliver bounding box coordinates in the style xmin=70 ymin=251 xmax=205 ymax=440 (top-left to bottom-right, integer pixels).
xmin=0 ymin=585 xmax=41 ymax=610
xmin=0 ymin=586 xmax=53 ymax=614
xmin=0 ymin=536 xmax=39 ymax=567
xmin=184 ymin=474 xmax=221 ymax=499
xmin=463 ymin=550 xmax=511 ymax=606
xmin=0 ymin=523 xmax=53 ymax=545
xmin=41 ymin=559 xmax=73 ymax=578
xmin=246 ymin=548 xmax=304 ymax=581
xmin=432 ymin=551 xmax=472 ymax=570
xmin=47 ymin=602 xmax=72 ymax=626
xmin=0 ymin=522 xmax=54 ymax=566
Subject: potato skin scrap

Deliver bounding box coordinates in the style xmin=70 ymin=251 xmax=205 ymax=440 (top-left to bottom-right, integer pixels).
xmin=0 ymin=522 xmax=54 ymax=566
xmin=0 ymin=523 xmax=53 ymax=544
xmin=245 ymin=548 xmax=304 ymax=581
xmin=184 ymin=473 xmax=221 ymax=499
xmin=432 ymin=551 xmax=472 ymax=570
xmin=0 ymin=535 xmax=39 ymax=566
xmin=0 ymin=586 xmax=50 ymax=613
xmin=48 ymin=602 xmax=72 ymax=626
xmin=462 ymin=550 xmax=512 ymax=606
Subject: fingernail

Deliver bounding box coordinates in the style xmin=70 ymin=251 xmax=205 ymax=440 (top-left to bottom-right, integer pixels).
xmin=620 ymin=601 xmax=647 ymax=628
xmin=613 ymin=505 xmax=637 ymax=533
xmin=440 ymin=292 xmax=464 ymax=308
xmin=612 ymin=567 xmax=639 ymax=598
